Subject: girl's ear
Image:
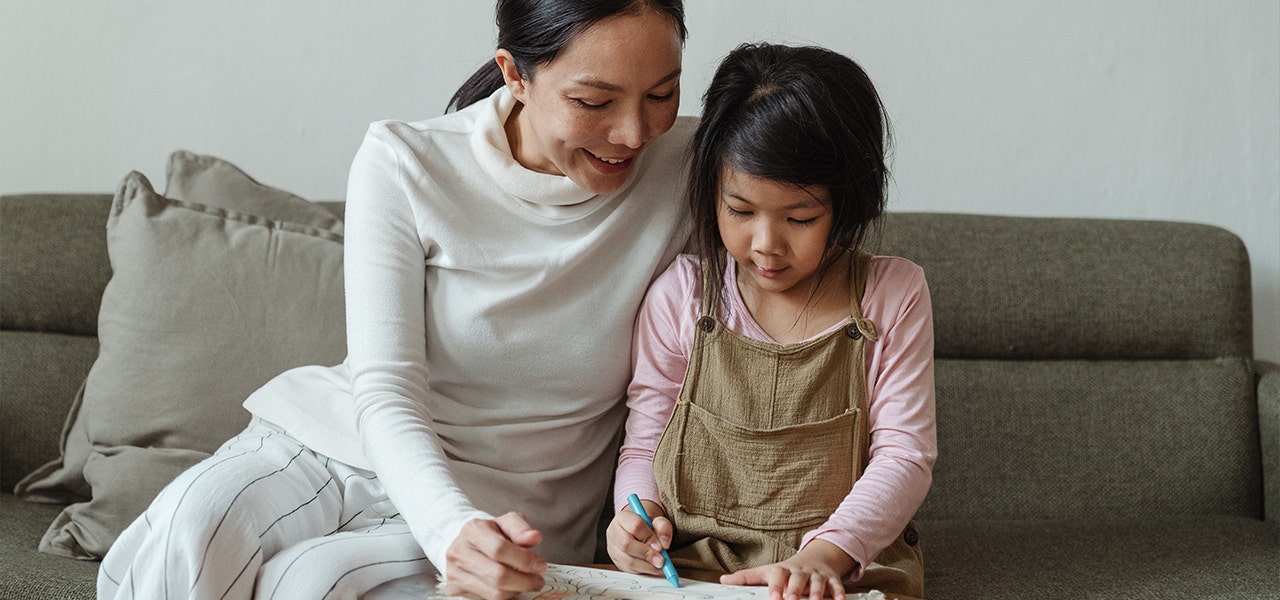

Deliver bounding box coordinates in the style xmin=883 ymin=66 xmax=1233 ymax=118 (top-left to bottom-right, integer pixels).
xmin=495 ymin=49 xmax=528 ymax=101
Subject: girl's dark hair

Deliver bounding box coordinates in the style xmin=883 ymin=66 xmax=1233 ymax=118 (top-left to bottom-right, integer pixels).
xmin=447 ymin=0 xmax=687 ymax=112
xmin=688 ymin=42 xmax=893 ymax=305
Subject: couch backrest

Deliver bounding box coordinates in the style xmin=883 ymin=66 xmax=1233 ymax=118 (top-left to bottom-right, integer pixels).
xmin=2 ymin=198 xmax=1261 ymax=523
xmin=876 ymin=213 xmax=1260 ymax=521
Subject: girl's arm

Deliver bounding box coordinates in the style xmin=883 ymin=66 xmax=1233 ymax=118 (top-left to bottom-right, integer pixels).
xmin=344 ymin=127 xmax=536 ymax=590
xmin=802 ymin=257 xmax=938 ymax=579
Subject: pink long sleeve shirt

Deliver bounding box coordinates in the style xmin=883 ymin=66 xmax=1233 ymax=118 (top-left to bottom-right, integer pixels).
xmin=614 ymin=253 xmax=938 ymax=577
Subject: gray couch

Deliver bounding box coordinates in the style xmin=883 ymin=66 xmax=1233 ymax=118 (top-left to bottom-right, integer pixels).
xmin=2 ymin=193 xmax=1276 ymax=599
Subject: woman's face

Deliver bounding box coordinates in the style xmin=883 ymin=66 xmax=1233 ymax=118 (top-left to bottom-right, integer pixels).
xmin=499 ymin=10 xmax=683 ymax=194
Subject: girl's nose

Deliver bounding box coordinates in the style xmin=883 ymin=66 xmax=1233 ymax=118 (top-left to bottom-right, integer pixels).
xmin=752 ymin=222 xmax=784 ymax=255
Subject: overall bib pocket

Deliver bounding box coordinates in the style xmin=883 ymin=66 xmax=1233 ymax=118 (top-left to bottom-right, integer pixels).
xmin=670 ymin=402 xmax=858 ymax=531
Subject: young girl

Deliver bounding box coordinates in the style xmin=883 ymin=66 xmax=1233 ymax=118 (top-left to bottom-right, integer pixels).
xmin=607 ymin=43 xmax=937 ymax=600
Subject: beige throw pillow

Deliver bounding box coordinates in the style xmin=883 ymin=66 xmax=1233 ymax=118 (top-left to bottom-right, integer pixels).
xmin=15 ymin=155 xmax=346 ymax=559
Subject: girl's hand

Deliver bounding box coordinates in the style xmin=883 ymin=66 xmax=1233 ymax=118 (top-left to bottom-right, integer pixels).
xmin=605 ymin=499 xmax=674 ymax=576
xmin=720 ymin=539 xmax=856 ymax=600
xmin=443 ymin=512 xmax=547 ymax=600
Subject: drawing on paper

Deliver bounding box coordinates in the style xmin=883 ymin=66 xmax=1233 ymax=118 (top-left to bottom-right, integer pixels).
xmin=518 ymin=564 xmax=767 ymax=600
xmin=427 ymin=564 xmax=886 ymax=600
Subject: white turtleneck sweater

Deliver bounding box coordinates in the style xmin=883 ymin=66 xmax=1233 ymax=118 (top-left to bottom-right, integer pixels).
xmin=243 ymin=88 xmax=695 ymax=573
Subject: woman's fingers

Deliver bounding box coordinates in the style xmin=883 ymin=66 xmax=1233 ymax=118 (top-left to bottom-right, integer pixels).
xmin=493 ymin=512 xmax=544 ymax=553
xmin=444 ymin=515 xmax=547 ymax=599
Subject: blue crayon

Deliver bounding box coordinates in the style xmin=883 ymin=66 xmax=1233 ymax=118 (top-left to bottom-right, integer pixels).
xmin=625 ymin=493 xmax=680 ymax=588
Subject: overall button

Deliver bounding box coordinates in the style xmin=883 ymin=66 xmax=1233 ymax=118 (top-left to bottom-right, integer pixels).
xmin=845 ymin=324 xmax=862 ymax=339
xmin=697 ymin=316 xmax=716 ymax=333
xmin=903 ymin=527 xmax=919 ymax=546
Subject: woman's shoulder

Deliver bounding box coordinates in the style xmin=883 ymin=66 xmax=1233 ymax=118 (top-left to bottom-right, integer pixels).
xmin=362 ymin=91 xmax=502 ymax=151
xmin=363 ymin=111 xmax=475 ymax=148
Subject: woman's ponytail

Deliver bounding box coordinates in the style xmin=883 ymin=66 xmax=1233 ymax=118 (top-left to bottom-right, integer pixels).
xmin=447 ymin=62 xmax=507 ymax=113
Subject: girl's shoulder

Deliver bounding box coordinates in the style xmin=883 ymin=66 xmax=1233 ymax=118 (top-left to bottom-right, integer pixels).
xmin=868 ymin=254 xmax=926 ymax=284
xmin=864 ymin=254 xmax=931 ymax=317
xmin=652 ymin=253 xmax=705 ymax=297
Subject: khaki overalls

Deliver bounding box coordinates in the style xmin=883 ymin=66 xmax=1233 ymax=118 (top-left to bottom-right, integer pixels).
xmin=653 ymin=253 xmax=924 ymax=597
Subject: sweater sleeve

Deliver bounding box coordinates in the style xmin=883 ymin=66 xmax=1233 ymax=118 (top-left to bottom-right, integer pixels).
xmin=801 ymin=259 xmax=937 ymax=581
xmin=343 ymin=127 xmax=493 ymax=576
xmin=613 ymin=257 xmax=699 ymax=514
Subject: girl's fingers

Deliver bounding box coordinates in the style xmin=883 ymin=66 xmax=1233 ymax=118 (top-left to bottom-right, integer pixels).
xmin=650 ymin=515 xmax=675 ymax=547
xmin=767 ymin=567 xmax=792 ymax=600
xmin=827 ymin=576 xmax=847 ymax=600
xmin=807 ymin=574 xmax=825 ymax=600
xmin=605 ymin=513 xmax=663 ymax=575
xmin=720 ymin=565 xmax=764 ymax=587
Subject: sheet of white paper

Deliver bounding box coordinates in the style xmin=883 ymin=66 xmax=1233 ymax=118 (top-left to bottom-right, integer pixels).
xmin=363 ymin=564 xmax=886 ymax=600
xmin=509 ymin=564 xmax=767 ymax=599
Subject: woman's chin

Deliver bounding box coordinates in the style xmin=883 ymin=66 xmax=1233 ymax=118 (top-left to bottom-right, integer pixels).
xmin=570 ymin=170 xmax=629 ymax=195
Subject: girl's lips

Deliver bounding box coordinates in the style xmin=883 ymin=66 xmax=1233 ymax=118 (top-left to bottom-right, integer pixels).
xmin=585 ymin=151 xmax=634 ymax=175
xmin=755 ymin=265 xmax=786 ymax=279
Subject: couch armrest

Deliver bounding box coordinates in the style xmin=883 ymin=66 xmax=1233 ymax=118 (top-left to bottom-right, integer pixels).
xmin=1259 ymin=360 xmax=1280 ymax=525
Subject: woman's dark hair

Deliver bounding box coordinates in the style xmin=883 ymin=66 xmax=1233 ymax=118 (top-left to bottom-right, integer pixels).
xmin=447 ymin=0 xmax=687 ymax=112
xmin=688 ymin=42 xmax=893 ymax=305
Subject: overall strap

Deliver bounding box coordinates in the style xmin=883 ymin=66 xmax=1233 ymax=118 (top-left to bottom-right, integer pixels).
xmin=847 ymin=252 xmax=879 ymax=343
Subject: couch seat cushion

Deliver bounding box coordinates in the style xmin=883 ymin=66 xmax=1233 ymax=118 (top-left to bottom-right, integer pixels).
xmin=0 ymin=494 xmax=97 ymax=599
xmin=921 ymin=516 xmax=1279 ymax=599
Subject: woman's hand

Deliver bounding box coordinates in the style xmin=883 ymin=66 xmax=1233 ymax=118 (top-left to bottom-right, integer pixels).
xmin=720 ymin=539 xmax=856 ymax=600
xmin=443 ymin=512 xmax=547 ymax=600
xmin=605 ymin=499 xmax=673 ymax=576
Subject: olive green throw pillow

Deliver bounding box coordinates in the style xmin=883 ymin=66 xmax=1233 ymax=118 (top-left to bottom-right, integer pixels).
xmin=14 ymin=155 xmax=347 ymax=559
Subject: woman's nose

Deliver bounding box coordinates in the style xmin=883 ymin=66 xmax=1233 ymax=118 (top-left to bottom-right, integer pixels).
xmin=610 ymin=106 xmax=650 ymax=149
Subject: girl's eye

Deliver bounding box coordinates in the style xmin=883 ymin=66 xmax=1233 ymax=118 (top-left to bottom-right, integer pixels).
xmin=648 ymin=91 xmax=676 ymax=102
xmin=789 ymin=217 xmax=819 ymax=226
xmin=724 ymin=205 xmax=750 ymax=217
xmin=573 ymin=98 xmax=608 ymax=109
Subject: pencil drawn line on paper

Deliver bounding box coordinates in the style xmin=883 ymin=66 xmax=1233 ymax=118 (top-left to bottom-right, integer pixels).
xmin=520 ymin=564 xmax=767 ymax=600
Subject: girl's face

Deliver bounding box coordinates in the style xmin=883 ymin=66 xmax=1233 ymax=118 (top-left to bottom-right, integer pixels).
xmin=718 ymin=169 xmax=835 ymax=300
xmin=499 ymin=10 xmax=683 ymax=195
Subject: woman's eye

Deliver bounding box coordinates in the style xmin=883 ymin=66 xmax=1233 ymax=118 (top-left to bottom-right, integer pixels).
xmin=725 ymin=206 xmax=750 ymax=217
xmin=789 ymin=217 xmax=818 ymax=226
xmin=648 ymin=91 xmax=676 ymax=101
xmin=573 ymin=98 xmax=608 ymax=109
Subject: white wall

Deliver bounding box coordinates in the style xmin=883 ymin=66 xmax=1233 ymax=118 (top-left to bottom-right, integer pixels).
xmin=2 ymin=0 xmax=1276 ymax=363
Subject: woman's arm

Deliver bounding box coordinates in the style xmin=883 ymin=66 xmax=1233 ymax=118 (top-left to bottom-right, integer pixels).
xmin=344 ymin=127 xmax=536 ymax=588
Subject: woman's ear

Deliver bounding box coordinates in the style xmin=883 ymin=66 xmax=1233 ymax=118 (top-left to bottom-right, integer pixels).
xmin=495 ymin=49 xmax=528 ymax=100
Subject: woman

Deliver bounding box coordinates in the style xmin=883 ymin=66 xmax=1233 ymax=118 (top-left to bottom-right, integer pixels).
xmin=98 ymin=1 xmax=691 ymax=598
